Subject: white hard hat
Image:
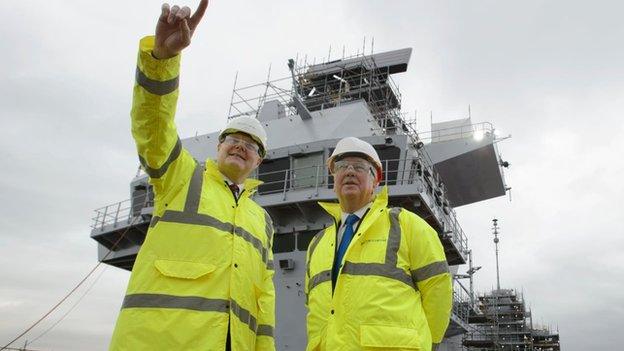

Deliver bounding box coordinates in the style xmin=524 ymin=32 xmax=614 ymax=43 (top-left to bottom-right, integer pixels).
xmin=219 ymin=116 xmax=268 ymax=157
xmin=327 ymin=137 xmax=382 ymax=182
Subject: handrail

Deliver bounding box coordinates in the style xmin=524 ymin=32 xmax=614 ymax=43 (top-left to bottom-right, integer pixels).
xmin=91 ymin=188 xmax=154 ymax=231
xmin=418 ymin=122 xmax=495 ymax=142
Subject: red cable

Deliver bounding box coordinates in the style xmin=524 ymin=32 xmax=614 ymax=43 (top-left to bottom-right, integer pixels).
xmin=0 ymin=216 xmax=140 ymax=350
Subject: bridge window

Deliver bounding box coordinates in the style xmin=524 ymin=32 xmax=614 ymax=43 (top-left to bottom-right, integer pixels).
xmin=375 ymin=145 xmax=401 ymax=186
xmin=258 ymin=157 xmax=290 ymax=194
xmin=292 ymin=152 xmax=324 ymax=189
xmin=273 ymin=233 xmax=295 ymax=253
xmin=297 ymin=230 xmax=318 ymax=251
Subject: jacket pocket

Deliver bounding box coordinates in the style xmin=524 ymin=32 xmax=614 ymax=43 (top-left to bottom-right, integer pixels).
xmin=154 ymin=259 xmax=216 ymax=280
xmin=360 ymin=324 xmax=421 ymax=350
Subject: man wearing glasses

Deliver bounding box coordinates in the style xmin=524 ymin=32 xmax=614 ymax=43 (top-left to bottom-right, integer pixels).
xmin=305 ymin=137 xmax=452 ymax=351
xmin=109 ymin=1 xmax=275 ymax=350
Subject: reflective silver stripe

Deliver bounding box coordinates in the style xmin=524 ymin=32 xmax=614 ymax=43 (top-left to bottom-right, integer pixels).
xmin=257 ymin=324 xmax=274 ymax=337
xmin=149 ymin=215 xmax=160 ymax=228
xmin=341 ymin=262 xmax=414 ymax=288
xmin=233 ymin=226 xmax=269 ymax=267
xmin=159 ymin=211 xmax=270 ymax=266
xmin=138 ymin=138 xmax=182 ymax=179
xmin=136 ymin=66 xmax=179 ymax=95
xmin=184 ymin=163 xmax=203 ymax=213
xmin=122 ymin=293 xmax=228 ymax=312
xmin=308 ymin=269 xmax=331 ymax=292
xmin=263 ymin=211 xmax=274 ymax=246
xmin=161 ymin=210 xmax=234 ymax=233
xmin=308 ymin=229 xmax=327 ymax=258
xmin=230 ymin=299 xmax=257 ymax=332
xmin=411 ymin=260 xmax=449 ymax=283
xmin=263 ymin=211 xmax=275 ymax=269
xmin=122 ymin=294 xmax=272 ymax=337
xmin=385 ymin=207 xmax=402 ymax=266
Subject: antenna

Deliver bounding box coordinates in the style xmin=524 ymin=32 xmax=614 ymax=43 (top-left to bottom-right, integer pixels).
xmin=256 ymin=63 xmax=272 ymax=117
xmin=227 ymin=71 xmax=239 ymax=119
xmin=430 ymin=110 xmax=433 ymax=128
xmin=327 ymin=44 xmax=331 ymax=63
xmin=492 ymin=218 xmax=501 ymax=290
xmin=362 ymin=36 xmax=366 ymax=56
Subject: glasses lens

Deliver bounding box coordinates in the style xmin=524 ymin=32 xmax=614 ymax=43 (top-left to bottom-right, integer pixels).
xmin=334 ymin=161 xmax=371 ymax=174
xmin=225 ymin=135 xmax=259 ymax=154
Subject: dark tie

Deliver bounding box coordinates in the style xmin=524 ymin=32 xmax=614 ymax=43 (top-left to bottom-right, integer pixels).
xmin=332 ymin=214 xmax=360 ymax=288
xmin=228 ymin=183 xmax=240 ymax=198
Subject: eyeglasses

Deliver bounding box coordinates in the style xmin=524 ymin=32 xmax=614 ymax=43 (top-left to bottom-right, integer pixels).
xmin=333 ymin=160 xmax=375 ymax=176
xmin=222 ymin=135 xmax=260 ymax=155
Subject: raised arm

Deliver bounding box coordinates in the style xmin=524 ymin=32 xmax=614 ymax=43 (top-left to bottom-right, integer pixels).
xmin=131 ymin=0 xmax=208 ymax=202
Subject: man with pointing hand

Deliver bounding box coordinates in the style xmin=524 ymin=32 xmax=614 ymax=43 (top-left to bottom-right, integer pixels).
xmin=109 ymin=1 xmax=276 ymax=350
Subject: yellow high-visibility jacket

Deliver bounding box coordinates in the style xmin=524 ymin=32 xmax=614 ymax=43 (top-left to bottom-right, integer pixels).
xmin=305 ymin=187 xmax=452 ymax=351
xmin=109 ymin=36 xmax=276 ymax=351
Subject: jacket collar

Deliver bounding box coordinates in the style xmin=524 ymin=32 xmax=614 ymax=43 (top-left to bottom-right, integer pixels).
xmin=204 ymin=159 xmax=263 ymax=196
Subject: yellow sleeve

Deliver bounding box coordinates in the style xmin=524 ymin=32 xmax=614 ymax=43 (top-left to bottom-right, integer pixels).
xmin=256 ymin=211 xmax=276 ymax=351
xmin=131 ymin=35 xmax=193 ymax=206
xmin=403 ymin=211 xmax=453 ymax=345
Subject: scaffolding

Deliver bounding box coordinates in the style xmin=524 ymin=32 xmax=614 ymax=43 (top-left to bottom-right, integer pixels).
xmin=463 ymin=289 xmax=534 ymax=351
xmin=531 ymin=325 xmax=561 ymax=351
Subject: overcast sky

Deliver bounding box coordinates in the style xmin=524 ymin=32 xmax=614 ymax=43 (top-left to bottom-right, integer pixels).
xmin=1 ymin=0 xmax=623 ymax=350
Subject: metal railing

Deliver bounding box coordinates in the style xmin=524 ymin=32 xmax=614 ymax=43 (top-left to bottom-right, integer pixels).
xmin=91 ymin=188 xmax=154 ymax=231
xmin=255 ymin=158 xmax=469 ymax=255
xmin=453 ymin=277 xmax=473 ymax=323
xmin=228 ymin=75 xmax=297 ymax=120
xmin=418 ymin=122 xmax=496 ymax=143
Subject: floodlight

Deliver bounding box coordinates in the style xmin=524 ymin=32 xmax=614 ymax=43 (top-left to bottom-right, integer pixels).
xmin=473 ymin=130 xmax=484 ymax=141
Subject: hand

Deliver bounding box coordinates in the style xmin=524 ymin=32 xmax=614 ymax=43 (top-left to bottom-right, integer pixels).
xmin=152 ymin=0 xmax=209 ymax=59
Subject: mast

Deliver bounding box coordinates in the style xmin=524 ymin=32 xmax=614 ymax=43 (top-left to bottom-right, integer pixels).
xmin=492 ymin=218 xmax=501 ymax=290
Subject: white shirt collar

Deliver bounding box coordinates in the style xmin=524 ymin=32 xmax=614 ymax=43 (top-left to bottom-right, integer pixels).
xmin=220 ymin=172 xmax=245 ymax=192
xmin=340 ymin=202 xmax=372 ymax=226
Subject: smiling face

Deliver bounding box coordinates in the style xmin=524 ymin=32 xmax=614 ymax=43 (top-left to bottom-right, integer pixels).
xmin=332 ymin=156 xmax=379 ymax=213
xmin=216 ymin=132 xmax=262 ymax=184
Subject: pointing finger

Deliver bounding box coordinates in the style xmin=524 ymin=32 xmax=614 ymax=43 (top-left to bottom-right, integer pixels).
xmin=189 ymin=0 xmax=209 ymax=29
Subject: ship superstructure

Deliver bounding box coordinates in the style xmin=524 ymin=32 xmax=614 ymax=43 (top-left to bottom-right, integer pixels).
xmin=89 ymin=47 xmax=555 ymax=350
